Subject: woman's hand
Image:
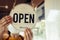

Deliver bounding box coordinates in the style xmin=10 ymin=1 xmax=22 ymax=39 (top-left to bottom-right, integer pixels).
xmin=0 ymin=16 xmax=12 ymax=37
xmin=24 ymin=28 xmax=33 ymax=40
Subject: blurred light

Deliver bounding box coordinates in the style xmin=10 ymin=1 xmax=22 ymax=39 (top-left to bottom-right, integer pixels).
xmin=5 ymin=5 xmax=8 ymax=9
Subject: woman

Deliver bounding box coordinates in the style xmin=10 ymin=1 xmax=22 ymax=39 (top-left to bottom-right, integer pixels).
xmin=0 ymin=16 xmax=33 ymax=40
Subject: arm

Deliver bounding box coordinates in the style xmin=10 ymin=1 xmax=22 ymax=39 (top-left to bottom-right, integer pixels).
xmin=0 ymin=16 xmax=12 ymax=40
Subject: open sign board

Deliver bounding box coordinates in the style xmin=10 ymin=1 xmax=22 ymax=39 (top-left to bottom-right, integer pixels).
xmin=10 ymin=4 xmax=37 ymax=31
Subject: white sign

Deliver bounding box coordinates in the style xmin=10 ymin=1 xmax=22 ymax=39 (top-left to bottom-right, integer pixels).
xmin=10 ymin=4 xmax=36 ymax=31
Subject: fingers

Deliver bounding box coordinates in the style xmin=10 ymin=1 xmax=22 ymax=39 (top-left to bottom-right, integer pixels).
xmin=0 ymin=16 xmax=12 ymax=27
xmin=0 ymin=27 xmax=5 ymax=33
xmin=0 ymin=16 xmax=12 ymax=34
xmin=24 ymin=28 xmax=33 ymax=40
xmin=0 ymin=16 xmax=11 ymax=24
xmin=0 ymin=17 xmax=6 ymax=24
xmin=26 ymin=28 xmax=32 ymax=40
xmin=3 ymin=33 xmax=9 ymax=39
xmin=24 ymin=30 xmax=29 ymax=40
xmin=4 ymin=16 xmax=12 ymax=24
xmin=27 ymin=28 xmax=33 ymax=37
xmin=4 ymin=24 xmax=9 ymax=33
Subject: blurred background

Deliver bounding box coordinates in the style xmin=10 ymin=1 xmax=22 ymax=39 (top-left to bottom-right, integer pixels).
xmin=45 ymin=0 xmax=60 ymax=40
